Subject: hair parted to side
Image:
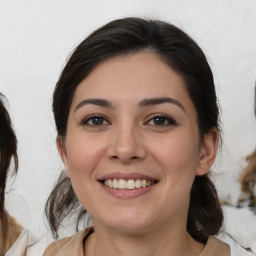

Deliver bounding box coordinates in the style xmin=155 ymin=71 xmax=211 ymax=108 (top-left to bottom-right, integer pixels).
xmin=45 ymin=17 xmax=223 ymax=242
xmin=0 ymin=93 xmax=19 ymax=243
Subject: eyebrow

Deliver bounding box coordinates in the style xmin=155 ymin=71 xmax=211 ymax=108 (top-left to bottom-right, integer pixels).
xmin=74 ymin=98 xmax=113 ymax=112
xmin=139 ymin=97 xmax=186 ymax=112
xmin=74 ymin=97 xmax=186 ymax=113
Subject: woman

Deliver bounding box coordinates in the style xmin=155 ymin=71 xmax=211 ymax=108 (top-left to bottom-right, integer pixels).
xmin=44 ymin=17 xmax=230 ymax=255
xmin=0 ymin=93 xmax=36 ymax=256
xmin=0 ymin=93 xmax=23 ymax=255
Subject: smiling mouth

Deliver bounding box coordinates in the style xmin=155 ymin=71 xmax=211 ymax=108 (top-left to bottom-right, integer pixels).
xmin=102 ymin=179 xmax=158 ymax=190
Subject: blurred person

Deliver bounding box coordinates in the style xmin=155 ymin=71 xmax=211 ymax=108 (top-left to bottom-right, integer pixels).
xmin=0 ymin=93 xmax=35 ymax=256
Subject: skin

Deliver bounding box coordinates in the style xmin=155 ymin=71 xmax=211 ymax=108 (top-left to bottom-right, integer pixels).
xmin=58 ymin=52 xmax=218 ymax=256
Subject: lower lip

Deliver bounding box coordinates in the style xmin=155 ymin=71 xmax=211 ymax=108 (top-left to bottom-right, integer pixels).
xmin=99 ymin=182 xmax=156 ymax=199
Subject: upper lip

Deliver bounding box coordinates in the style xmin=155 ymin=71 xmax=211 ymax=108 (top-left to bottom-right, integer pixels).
xmin=97 ymin=172 xmax=158 ymax=181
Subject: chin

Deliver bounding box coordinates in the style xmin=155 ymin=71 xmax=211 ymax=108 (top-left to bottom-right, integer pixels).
xmin=99 ymin=211 xmax=155 ymax=233
xmin=108 ymin=222 xmax=152 ymax=233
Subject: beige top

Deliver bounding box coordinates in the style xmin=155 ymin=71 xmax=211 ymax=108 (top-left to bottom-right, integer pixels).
xmin=5 ymin=228 xmax=37 ymax=256
xmin=0 ymin=215 xmax=23 ymax=255
xmin=43 ymin=227 xmax=230 ymax=256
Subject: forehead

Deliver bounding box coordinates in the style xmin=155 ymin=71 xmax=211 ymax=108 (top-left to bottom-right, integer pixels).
xmin=71 ymin=52 xmax=192 ymax=105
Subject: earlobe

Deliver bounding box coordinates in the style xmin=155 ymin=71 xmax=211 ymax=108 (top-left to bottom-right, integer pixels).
xmin=196 ymin=128 xmax=218 ymax=176
xmin=56 ymin=136 xmax=70 ymax=177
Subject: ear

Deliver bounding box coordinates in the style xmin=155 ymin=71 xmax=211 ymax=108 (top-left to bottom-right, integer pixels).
xmin=196 ymin=128 xmax=218 ymax=176
xmin=56 ymin=136 xmax=70 ymax=178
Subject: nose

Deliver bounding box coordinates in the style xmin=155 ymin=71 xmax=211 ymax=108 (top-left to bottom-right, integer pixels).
xmin=107 ymin=123 xmax=147 ymax=163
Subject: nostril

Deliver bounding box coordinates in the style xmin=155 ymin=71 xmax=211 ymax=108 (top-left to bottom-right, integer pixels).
xmin=107 ymin=141 xmax=146 ymax=162
xmin=110 ymin=155 xmax=140 ymax=162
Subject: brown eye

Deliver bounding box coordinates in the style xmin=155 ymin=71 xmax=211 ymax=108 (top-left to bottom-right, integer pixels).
xmin=152 ymin=116 xmax=167 ymax=125
xmin=147 ymin=115 xmax=177 ymax=126
xmin=81 ymin=115 xmax=110 ymax=126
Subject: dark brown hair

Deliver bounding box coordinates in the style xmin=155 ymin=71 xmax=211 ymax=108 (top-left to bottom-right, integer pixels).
xmin=45 ymin=17 xmax=223 ymax=242
xmin=0 ymin=93 xmax=18 ymax=242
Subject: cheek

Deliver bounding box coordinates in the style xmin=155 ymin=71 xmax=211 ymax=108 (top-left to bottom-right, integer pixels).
xmin=65 ymin=133 xmax=106 ymax=178
xmin=151 ymin=133 xmax=199 ymax=166
xmin=64 ymin=135 xmax=107 ymax=209
xmin=148 ymin=132 xmax=200 ymax=189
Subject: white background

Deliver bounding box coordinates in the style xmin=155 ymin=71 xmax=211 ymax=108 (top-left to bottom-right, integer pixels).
xmin=1 ymin=0 xmax=256 ymax=244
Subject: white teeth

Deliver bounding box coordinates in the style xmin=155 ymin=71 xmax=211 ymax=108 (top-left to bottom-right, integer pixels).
xmin=127 ymin=179 xmax=135 ymax=189
xmin=113 ymin=179 xmax=118 ymax=189
xmin=103 ymin=178 xmax=155 ymax=190
xmin=135 ymin=179 xmax=141 ymax=188
xmin=141 ymin=179 xmax=147 ymax=188
xmin=108 ymin=179 xmax=113 ymax=188
xmin=118 ymin=179 xmax=127 ymax=189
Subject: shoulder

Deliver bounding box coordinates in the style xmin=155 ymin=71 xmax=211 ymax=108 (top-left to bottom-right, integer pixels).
xmin=43 ymin=227 xmax=94 ymax=256
xmin=43 ymin=236 xmax=72 ymax=256
xmin=200 ymin=236 xmax=230 ymax=256
xmin=5 ymin=228 xmax=37 ymax=256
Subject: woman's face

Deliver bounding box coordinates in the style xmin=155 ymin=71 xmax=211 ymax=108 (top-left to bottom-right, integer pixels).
xmin=59 ymin=52 xmax=217 ymax=233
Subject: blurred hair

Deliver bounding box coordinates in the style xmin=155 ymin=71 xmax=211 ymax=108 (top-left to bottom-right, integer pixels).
xmin=0 ymin=93 xmax=19 ymax=244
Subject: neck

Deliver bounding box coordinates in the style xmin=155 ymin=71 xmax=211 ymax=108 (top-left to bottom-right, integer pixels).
xmin=85 ymin=220 xmax=204 ymax=256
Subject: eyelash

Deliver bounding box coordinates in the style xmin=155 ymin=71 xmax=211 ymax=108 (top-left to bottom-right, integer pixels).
xmin=80 ymin=114 xmax=177 ymax=127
